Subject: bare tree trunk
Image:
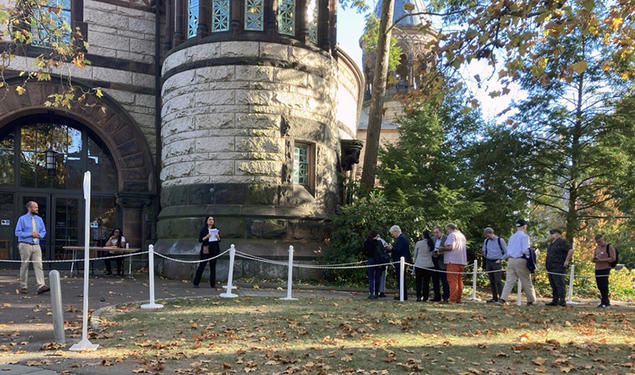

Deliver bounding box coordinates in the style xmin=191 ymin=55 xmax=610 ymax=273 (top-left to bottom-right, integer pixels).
xmin=359 ymin=0 xmax=395 ymax=191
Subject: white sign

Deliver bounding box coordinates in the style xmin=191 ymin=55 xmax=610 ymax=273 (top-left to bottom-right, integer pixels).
xmin=0 ymin=219 xmax=9 ymax=226
xmin=209 ymin=228 xmax=219 ymax=242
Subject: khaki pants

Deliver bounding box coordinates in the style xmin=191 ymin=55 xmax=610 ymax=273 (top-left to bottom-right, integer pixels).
xmin=500 ymin=257 xmax=536 ymax=303
xmin=19 ymin=243 xmax=45 ymax=289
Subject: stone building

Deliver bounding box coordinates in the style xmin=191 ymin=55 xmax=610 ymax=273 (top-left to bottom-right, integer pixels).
xmin=0 ymin=0 xmax=363 ymax=278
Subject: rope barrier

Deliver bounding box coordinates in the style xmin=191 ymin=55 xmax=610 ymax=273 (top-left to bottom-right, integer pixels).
xmin=154 ymin=249 xmax=230 ymax=264
xmin=0 ymin=251 xmax=149 ymax=264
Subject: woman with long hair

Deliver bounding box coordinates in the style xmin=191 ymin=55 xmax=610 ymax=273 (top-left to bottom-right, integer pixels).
xmin=193 ymin=216 xmax=220 ymax=288
xmin=413 ymin=230 xmax=439 ymax=302
xmin=105 ymin=228 xmax=126 ymax=276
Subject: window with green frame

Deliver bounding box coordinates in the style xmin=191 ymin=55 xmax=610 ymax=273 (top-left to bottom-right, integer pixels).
xmin=293 ymin=143 xmax=309 ymax=186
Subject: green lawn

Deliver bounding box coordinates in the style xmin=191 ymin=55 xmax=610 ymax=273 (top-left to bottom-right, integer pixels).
xmin=91 ymin=296 xmax=634 ymax=374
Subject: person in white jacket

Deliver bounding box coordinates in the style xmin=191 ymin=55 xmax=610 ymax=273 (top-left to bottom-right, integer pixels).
xmin=412 ymin=230 xmax=439 ymax=302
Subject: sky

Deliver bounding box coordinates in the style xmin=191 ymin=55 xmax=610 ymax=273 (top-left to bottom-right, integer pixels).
xmin=335 ymin=2 xmax=526 ymax=123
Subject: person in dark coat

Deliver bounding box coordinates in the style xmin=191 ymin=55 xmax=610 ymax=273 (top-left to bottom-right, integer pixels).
xmin=193 ymin=216 xmax=221 ymax=288
xmin=431 ymin=226 xmax=449 ymax=302
xmin=386 ymin=225 xmax=412 ymax=300
xmin=545 ymin=228 xmax=574 ymax=306
xmin=363 ymin=230 xmax=386 ymax=299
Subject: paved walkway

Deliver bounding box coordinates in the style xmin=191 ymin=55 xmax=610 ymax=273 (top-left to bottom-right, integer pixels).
xmin=0 ymin=268 xmax=632 ymax=374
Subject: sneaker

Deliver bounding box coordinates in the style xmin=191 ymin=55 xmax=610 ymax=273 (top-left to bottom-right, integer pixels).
xmin=527 ymin=301 xmax=534 ymax=306
xmin=545 ymin=301 xmax=558 ymax=306
xmin=486 ymin=299 xmax=498 ymax=304
xmin=368 ymin=294 xmax=377 ymax=299
xmin=498 ymin=299 xmax=508 ymax=305
xmin=193 ymin=284 xmax=200 ymax=289
xmin=378 ymin=293 xmax=386 ymax=298
xmin=597 ymin=304 xmax=608 ymax=308
xmin=558 ymin=301 xmax=567 ymax=307
xmin=36 ymin=285 xmax=50 ymax=295
xmin=416 ymin=298 xmax=422 ymax=302
xmin=19 ymin=288 xmax=28 ymax=294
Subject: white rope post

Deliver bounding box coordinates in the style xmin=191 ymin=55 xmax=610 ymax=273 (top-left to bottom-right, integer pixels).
xmin=70 ymin=171 xmax=98 ymax=351
xmin=567 ymin=264 xmax=575 ymax=304
xmin=280 ymin=245 xmax=298 ymax=301
xmin=141 ymin=244 xmax=163 ymax=309
xmin=399 ymin=256 xmax=405 ymax=302
xmin=516 ymin=280 xmax=522 ymax=306
xmin=126 ymin=242 xmax=132 ymax=276
xmin=470 ymin=259 xmax=478 ymax=301
xmin=220 ymin=244 xmax=238 ymax=298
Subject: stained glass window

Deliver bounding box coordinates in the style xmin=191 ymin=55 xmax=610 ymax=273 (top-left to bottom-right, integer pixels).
xmin=244 ymin=0 xmax=264 ymax=31
xmin=212 ymin=0 xmax=230 ymax=32
xmin=293 ymin=144 xmax=309 ymax=185
xmin=306 ymin=0 xmax=318 ymax=43
xmin=187 ymin=0 xmax=199 ymax=38
xmin=277 ymin=0 xmax=295 ymax=36
xmin=30 ymin=0 xmax=72 ymax=47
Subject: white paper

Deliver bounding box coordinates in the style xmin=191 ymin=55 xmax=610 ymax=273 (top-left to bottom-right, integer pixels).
xmin=209 ymin=228 xmax=219 ymax=242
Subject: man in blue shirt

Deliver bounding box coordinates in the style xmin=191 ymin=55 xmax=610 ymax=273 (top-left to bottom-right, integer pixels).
xmin=481 ymin=227 xmax=507 ymax=303
xmin=15 ymin=201 xmax=49 ymax=294
xmin=499 ymin=219 xmax=535 ymax=305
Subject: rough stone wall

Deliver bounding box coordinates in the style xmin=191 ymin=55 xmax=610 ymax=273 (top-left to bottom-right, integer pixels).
xmin=335 ymin=52 xmax=363 ymax=140
xmin=161 ymin=41 xmax=341 ymax=216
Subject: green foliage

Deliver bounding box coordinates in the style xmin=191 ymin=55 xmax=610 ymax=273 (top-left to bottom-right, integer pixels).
xmin=359 ymin=15 xmax=403 ymax=74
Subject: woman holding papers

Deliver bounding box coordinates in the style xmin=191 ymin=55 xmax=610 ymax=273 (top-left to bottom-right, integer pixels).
xmin=193 ymin=216 xmax=221 ymax=288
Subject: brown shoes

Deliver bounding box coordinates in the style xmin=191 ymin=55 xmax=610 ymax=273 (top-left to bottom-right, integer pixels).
xmin=19 ymin=288 xmax=28 ymax=294
xmin=36 ymin=285 xmax=50 ymax=294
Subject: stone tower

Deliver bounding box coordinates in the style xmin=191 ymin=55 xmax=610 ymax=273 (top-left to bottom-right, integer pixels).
xmin=157 ymin=0 xmax=364 ymax=271
xmin=356 ymin=0 xmax=434 ymax=171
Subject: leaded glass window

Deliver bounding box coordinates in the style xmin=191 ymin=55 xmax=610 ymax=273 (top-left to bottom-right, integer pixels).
xmin=306 ymin=0 xmax=318 ymax=44
xmin=244 ymin=0 xmax=264 ymax=31
xmin=30 ymin=0 xmax=72 ymax=47
xmin=293 ymin=144 xmax=309 ymax=185
xmin=277 ymin=0 xmax=295 ymax=36
xmin=187 ymin=0 xmax=199 ymax=38
xmin=212 ymin=0 xmax=230 ymax=32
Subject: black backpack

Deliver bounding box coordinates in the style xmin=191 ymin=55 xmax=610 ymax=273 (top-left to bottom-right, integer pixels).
xmin=607 ymin=244 xmax=619 ymax=268
xmin=484 ymin=237 xmax=505 ymax=259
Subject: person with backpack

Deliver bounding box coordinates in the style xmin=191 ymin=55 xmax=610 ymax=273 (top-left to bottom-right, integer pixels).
xmin=545 ymin=228 xmax=574 ymax=307
xmin=481 ymin=227 xmax=507 ymax=303
xmin=363 ymin=230 xmax=388 ymax=299
xmin=592 ymin=234 xmax=617 ymax=308
xmin=499 ymin=219 xmax=536 ymax=305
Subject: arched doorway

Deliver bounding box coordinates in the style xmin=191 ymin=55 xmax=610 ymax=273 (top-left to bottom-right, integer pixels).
xmin=0 ymin=114 xmax=119 ymax=262
xmin=0 ymin=80 xmax=156 ymax=265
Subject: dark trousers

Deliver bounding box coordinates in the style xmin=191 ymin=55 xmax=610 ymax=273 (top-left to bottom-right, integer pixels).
xmin=415 ymin=267 xmax=438 ymax=301
xmin=366 ymin=258 xmax=383 ymax=296
xmin=595 ymin=269 xmax=610 ymax=305
xmin=433 ymin=257 xmax=449 ymax=301
xmin=193 ymin=251 xmax=217 ymax=287
xmin=394 ymin=262 xmax=407 ymax=300
xmin=105 ymin=253 xmax=123 ymax=275
xmin=547 ymin=267 xmax=566 ymax=303
xmin=485 ymin=259 xmax=503 ymax=301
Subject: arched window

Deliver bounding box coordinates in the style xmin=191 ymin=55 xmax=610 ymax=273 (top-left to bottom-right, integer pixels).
xmin=0 ymin=120 xmax=116 ymax=192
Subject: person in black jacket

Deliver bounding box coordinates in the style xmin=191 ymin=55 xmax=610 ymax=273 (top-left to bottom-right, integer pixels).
xmin=386 ymin=225 xmax=412 ymax=300
xmin=193 ymin=216 xmax=220 ymax=288
xmin=363 ymin=230 xmax=387 ymax=299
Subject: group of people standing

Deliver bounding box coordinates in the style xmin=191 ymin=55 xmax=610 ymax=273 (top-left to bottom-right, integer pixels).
xmin=364 ymin=219 xmax=618 ymax=308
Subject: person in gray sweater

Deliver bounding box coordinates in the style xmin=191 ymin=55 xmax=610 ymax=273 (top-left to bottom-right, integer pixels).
xmin=412 ymin=230 xmax=439 ymax=302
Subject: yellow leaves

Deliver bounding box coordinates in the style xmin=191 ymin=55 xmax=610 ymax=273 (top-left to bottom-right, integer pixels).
xmin=403 ymin=2 xmax=415 ymax=11
xmin=610 ymin=17 xmax=623 ymax=31
xmin=570 ymin=60 xmax=587 ymax=74
xmin=15 ymin=86 xmax=26 ymax=95
xmin=533 ymin=357 xmax=546 ymax=366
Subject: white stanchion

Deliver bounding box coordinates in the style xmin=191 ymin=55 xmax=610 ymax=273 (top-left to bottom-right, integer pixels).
xmin=280 ymin=245 xmax=298 ymax=301
xmin=469 ymin=259 xmax=478 ymax=301
xmin=399 ymin=257 xmax=405 ymax=302
xmin=141 ymin=245 xmax=163 ymax=309
xmin=70 ymin=172 xmax=99 ymax=352
xmin=220 ymin=245 xmax=238 ymax=298
xmin=516 ymin=280 xmax=522 ymax=306
xmin=567 ymin=264 xmax=575 ymax=304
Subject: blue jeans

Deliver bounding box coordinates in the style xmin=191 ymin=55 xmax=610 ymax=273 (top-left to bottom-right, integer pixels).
xmin=367 ymin=258 xmax=383 ymax=295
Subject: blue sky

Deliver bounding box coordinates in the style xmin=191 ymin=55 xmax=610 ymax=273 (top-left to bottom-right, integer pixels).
xmin=335 ymin=3 xmax=525 ymax=123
